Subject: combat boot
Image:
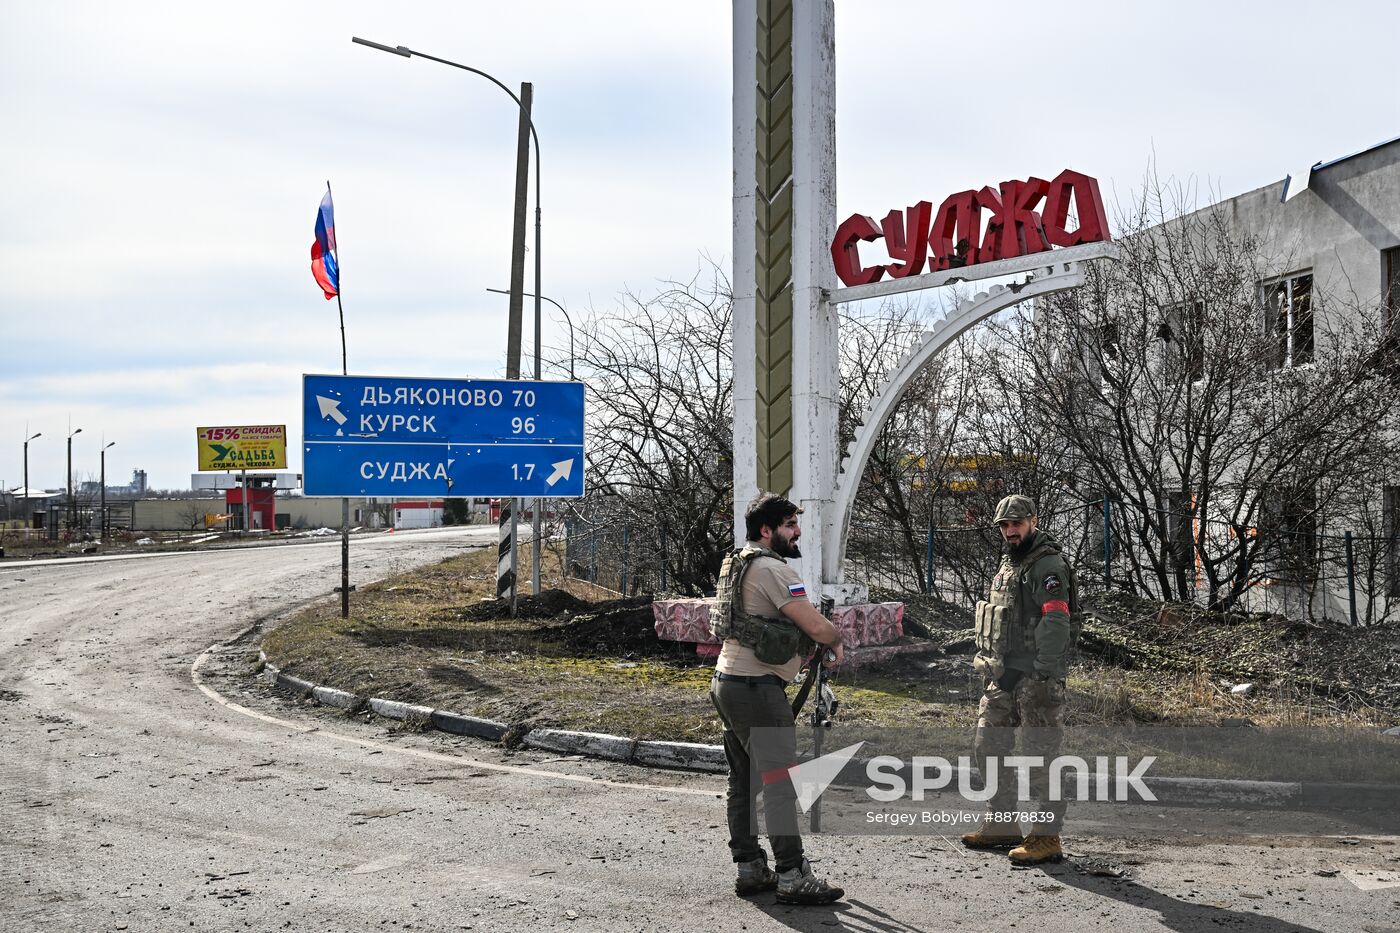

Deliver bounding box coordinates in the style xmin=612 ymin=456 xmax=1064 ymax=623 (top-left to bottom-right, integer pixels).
xmin=776 ymin=860 xmax=844 ymax=905
xmin=960 ymin=817 xmax=1023 ymax=850
xmin=734 ymin=857 xmax=777 ymax=897
xmin=1008 ymin=834 xmax=1063 ymax=865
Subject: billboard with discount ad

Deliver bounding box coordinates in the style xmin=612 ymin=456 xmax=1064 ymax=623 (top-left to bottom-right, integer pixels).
xmin=196 ymin=424 xmax=288 ymax=471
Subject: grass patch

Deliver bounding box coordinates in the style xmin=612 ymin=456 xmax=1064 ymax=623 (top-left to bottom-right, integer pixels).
xmin=262 ymin=543 xmax=1400 ymax=754
xmin=261 ymin=543 xmax=979 ymax=742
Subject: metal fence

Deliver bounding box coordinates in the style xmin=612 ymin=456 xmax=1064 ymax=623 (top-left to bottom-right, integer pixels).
xmin=561 ymin=517 xmax=673 ymax=597
xmin=556 ymin=495 xmax=1398 ymax=624
xmin=846 ymin=505 xmax=1400 ymax=625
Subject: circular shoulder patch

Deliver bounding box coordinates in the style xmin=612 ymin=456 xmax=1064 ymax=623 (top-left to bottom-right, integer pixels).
xmin=1042 ymin=573 xmax=1062 ymax=594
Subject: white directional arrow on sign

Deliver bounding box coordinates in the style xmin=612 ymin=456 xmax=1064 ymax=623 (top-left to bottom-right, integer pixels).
xmin=317 ymin=396 xmax=347 ymax=426
xmin=545 ymin=459 xmax=574 ymax=488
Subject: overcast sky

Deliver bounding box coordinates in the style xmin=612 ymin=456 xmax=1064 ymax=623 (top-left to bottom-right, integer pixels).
xmin=3 ymin=1 xmax=1398 ymax=492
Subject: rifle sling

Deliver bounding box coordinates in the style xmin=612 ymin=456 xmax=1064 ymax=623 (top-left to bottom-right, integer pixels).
xmin=790 ymin=653 xmax=820 ymax=717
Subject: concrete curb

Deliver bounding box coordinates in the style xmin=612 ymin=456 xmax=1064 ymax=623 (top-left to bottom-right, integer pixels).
xmin=258 ymin=651 xmax=721 ymax=773
xmin=430 ymin=710 xmax=506 ymax=741
xmin=525 ymin=728 xmax=638 ymax=763
xmin=1145 ymin=776 xmax=1301 ymax=808
xmin=256 ymin=652 xmax=1399 ymax=798
xmin=633 ymin=740 xmax=727 ymax=772
xmin=368 ymin=697 xmax=435 ymax=721
xmin=312 ymin=685 xmax=360 ymax=710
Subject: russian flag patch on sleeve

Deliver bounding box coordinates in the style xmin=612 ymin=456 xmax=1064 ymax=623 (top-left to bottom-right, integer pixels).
xmin=787 ymin=582 xmax=807 ymax=597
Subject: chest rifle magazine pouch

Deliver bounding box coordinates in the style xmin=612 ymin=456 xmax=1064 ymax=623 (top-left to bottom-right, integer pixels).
xmin=974 ymin=600 xmax=1008 ymax=654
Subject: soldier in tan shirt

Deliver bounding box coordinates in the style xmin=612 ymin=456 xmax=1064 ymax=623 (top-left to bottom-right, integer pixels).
xmin=714 ymin=551 xmax=812 ymax=682
xmin=709 ymin=492 xmax=845 ymax=905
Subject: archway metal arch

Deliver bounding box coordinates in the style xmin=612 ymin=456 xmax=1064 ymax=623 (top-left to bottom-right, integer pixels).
xmin=821 ymin=248 xmax=1117 ymax=591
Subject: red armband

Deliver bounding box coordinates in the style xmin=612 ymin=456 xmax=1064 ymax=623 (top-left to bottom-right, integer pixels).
xmin=1041 ymin=600 xmax=1070 ymax=616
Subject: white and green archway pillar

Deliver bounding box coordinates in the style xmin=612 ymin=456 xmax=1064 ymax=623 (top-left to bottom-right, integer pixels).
xmin=731 ymin=0 xmax=846 ymax=599
xmin=730 ymin=1 xmax=1118 ymax=606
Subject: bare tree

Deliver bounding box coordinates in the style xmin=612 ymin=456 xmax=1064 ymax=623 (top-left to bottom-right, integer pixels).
xmin=989 ymin=181 xmax=1399 ymax=615
xmin=571 ymin=265 xmax=735 ymax=594
xmin=177 ymin=501 xmax=210 ymax=532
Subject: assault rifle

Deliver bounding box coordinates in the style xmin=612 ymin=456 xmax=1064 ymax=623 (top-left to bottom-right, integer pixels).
xmin=791 ymin=595 xmax=840 ymax=831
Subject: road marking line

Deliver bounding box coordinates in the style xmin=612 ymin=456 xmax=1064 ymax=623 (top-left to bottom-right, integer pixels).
xmin=191 ymin=644 xmax=719 ymax=798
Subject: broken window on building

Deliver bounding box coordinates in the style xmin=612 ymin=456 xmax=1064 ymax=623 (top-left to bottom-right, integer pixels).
xmin=1163 ymin=489 xmax=1195 ymax=573
xmin=1385 ymin=247 xmax=1400 ymax=329
xmin=1160 ymin=299 xmax=1205 ymax=381
xmin=1258 ymin=485 xmax=1318 ymax=583
xmin=1094 ymin=317 xmax=1122 ymax=392
xmin=1261 ymin=272 xmax=1314 ymax=369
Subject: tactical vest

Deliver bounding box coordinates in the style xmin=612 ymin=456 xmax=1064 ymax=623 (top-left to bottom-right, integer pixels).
xmin=974 ymin=555 xmax=1017 ymax=655
xmin=973 ymin=534 xmax=1082 ymax=676
xmin=709 ymin=546 xmax=816 ymax=666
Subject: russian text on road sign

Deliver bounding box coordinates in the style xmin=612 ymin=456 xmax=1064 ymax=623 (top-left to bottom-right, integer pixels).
xmin=196 ymin=424 xmax=287 ymax=471
xmin=302 ymin=375 xmax=584 ymax=498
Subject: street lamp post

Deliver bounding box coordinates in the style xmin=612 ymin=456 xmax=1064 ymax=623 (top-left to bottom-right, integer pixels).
xmin=22 ymin=432 xmax=40 ymax=535
xmin=354 ymin=36 xmax=546 ymax=604
xmin=353 ymin=36 xmax=543 ymax=382
xmin=66 ymin=427 xmax=82 ymax=533
xmin=490 ymin=287 xmax=575 ymax=599
xmin=486 ymin=288 xmax=575 ymax=381
xmin=100 ymin=441 xmax=115 ymax=542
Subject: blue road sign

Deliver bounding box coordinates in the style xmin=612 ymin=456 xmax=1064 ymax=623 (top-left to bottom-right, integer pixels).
xmin=302 ymin=374 xmax=584 ymax=498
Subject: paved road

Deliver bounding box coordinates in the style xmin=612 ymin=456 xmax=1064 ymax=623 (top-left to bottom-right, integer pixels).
xmin=3 ymin=531 xmax=1398 ymax=932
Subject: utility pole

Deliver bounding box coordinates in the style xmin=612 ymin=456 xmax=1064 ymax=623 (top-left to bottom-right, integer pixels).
xmin=66 ymin=426 xmax=82 ymax=533
xmin=22 ymin=431 xmax=40 ymax=535
xmin=100 ymin=441 xmax=115 ymax=541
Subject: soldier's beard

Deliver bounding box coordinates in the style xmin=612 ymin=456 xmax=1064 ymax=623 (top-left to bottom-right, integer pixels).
xmin=773 ymin=531 xmax=801 ymax=558
xmin=1007 ymin=530 xmax=1037 ymax=561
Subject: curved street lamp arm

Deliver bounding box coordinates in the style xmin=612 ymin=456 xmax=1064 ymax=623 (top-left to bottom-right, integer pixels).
xmin=489 ymin=287 xmax=565 ymax=319
xmin=354 ymin=35 xmax=546 ymax=385
xmin=352 ymin=38 xmax=541 ymax=201
xmin=487 ymin=288 xmax=574 ymax=380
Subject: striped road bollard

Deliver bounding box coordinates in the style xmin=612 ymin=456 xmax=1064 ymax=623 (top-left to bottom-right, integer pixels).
xmin=498 ymin=497 xmax=519 ymax=614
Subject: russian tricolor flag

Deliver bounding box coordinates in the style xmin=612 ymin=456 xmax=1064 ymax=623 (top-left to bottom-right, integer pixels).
xmin=311 ymin=188 xmax=338 ymax=300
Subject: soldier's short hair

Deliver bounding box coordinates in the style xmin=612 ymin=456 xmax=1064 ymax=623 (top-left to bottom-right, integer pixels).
xmin=745 ymin=491 xmax=802 ymax=541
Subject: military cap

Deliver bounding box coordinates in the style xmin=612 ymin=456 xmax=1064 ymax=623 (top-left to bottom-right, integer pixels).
xmin=993 ymin=494 xmax=1036 ymax=523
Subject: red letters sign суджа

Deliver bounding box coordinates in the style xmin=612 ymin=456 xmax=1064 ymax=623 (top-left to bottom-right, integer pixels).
xmin=831 ymin=169 xmax=1111 ymax=288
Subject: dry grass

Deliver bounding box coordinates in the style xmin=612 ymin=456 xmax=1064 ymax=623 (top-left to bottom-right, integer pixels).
xmin=1066 ymin=663 xmax=1392 ymax=730
xmin=261 ymin=545 xmax=1400 ymax=764
xmin=260 ymin=542 xmax=978 ymax=742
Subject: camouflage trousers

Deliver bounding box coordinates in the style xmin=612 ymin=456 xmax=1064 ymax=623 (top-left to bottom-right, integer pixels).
xmin=973 ymin=673 xmax=1067 ymax=834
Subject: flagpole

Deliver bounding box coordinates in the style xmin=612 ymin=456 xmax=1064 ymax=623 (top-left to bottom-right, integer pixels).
xmin=335 ymin=293 xmax=348 ymax=374
xmin=326 ymin=179 xmax=351 ymax=620
xmin=327 ymin=181 xmax=348 ymax=375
